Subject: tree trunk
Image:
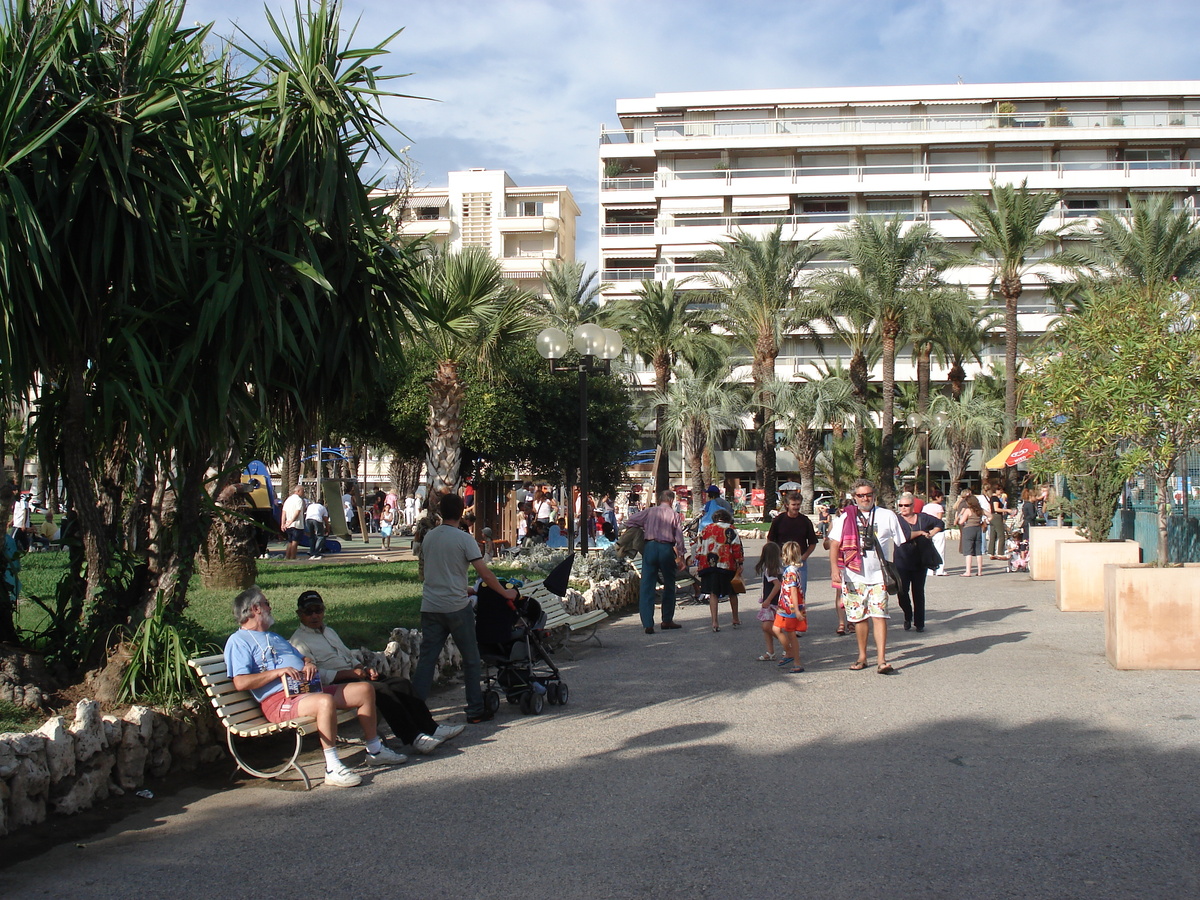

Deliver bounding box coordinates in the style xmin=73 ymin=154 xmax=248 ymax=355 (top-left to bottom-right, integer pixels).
xmin=685 ymin=424 xmax=705 ymax=513
xmin=754 ymin=339 xmax=778 ymax=516
xmin=1001 ymin=279 xmax=1021 ymax=444
xmin=850 ymin=349 xmax=869 ymax=477
xmin=198 ymin=480 xmax=258 ymax=590
xmin=948 ymin=359 xmax=965 ymax=402
xmin=426 ymin=358 xmax=465 ymax=495
xmin=880 ymin=326 xmax=898 ymax=506
xmin=1154 ymin=470 xmax=1173 ymax=564
xmin=654 ymin=359 xmax=671 ymax=495
xmin=796 ymin=430 xmax=817 ymax=514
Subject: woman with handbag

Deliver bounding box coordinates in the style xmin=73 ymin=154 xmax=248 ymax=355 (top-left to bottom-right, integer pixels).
xmin=956 ymin=491 xmax=987 ymax=576
xmin=695 ymin=508 xmax=744 ymax=632
xmin=893 ymin=492 xmax=944 ymax=632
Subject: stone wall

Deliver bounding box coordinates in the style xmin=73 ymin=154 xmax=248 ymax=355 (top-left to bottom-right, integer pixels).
xmin=0 ymin=698 xmax=226 ymax=836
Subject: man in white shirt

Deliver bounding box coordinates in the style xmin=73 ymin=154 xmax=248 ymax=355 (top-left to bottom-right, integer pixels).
xmin=10 ymin=493 xmax=32 ymax=552
xmin=828 ymin=478 xmax=906 ymax=674
xmin=280 ymin=485 xmax=306 ymax=560
xmin=304 ymin=498 xmax=330 ymax=560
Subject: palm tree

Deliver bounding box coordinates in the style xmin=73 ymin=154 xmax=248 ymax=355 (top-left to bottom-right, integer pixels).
xmin=653 ymin=361 xmax=748 ymax=505
xmin=697 ymin=226 xmax=818 ymax=515
xmin=412 ymin=246 xmax=537 ymax=494
xmin=1063 ymin=192 xmax=1200 ymax=287
xmin=951 ymin=180 xmax=1062 ymax=445
xmin=929 ymin=386 xmax=1004 ymax=493
xmin=814 ymin=215 xmax=953 ymax=504
xmin=770 ymin=373 xmax=866 ymax=513
xmin=608 ymin=279 xmax=722 ymax=494
xmin=534 ymin=259 xmax=607 ymax=332
xmin=939 ymin=304 xmax=1002 ymax=401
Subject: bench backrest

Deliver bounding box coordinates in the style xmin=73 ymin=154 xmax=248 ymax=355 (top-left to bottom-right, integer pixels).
xmin=189 ymin=653 xmax=276 ymax=731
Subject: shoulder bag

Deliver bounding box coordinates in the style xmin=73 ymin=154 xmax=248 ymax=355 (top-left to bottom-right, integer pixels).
xmin=861 ymin=509 xmax=901 ymax=594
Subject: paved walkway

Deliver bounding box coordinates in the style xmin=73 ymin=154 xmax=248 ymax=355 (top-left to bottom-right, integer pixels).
xmin=3 ymin=541 xmax=1199 ymax=898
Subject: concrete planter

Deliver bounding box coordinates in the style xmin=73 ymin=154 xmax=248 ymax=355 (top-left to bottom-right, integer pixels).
xmin=1104 ymin=563 xmax=1200 ymax=669
xmin=1029 ymin=526 xmax=1080 ymax=580
xmin=1055 ymin=540 xmax=1142 ymax=611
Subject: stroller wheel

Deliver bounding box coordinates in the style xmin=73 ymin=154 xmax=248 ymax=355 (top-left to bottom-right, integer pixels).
xmin=484 ymin=690 xmax=501 ymax=714
xmin=518 ymin=691 xmax=533 ymax=714
xmin=529 ymin=690 xmax=544 ymax=715
xmin=557 ymin=682 xmax=569 ymax=706
xmin=546 ymin=682 xmax=561 ymax=705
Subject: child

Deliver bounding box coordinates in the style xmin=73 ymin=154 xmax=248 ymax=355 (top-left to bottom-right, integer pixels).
xmin=755 ymin=541 xmax=783 ymax=660
xmin=772 ymin=541 xmax=807 ymax=673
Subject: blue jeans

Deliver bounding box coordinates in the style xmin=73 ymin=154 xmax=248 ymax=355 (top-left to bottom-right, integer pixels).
xmin=640 ymin=541 xmax=677 ymax=629
xmin=412 ymin=606 xmax=484 ymax=716
xmin=799 ymin=560 xmax=808 ymax=596
xmin=305 ymin=519 xmax=325 ymax=556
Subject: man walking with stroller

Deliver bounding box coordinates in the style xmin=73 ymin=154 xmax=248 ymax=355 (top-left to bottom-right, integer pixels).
xmin=412 ymin=492 xmax=518 ymax=724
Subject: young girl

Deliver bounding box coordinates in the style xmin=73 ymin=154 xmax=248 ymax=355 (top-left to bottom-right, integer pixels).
xmin=379 ymin=502 xmax=395 ymax=551
xmin=772 ymin=541 xmax=808 ymax=673
xmin=755 ymin=542 xmax=783 ymax=660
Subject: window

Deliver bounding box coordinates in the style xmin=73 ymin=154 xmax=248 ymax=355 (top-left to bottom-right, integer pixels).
xmin=866 ymin=198 xmax=914 ymax=214
xmin=1064 ymin=198 xmax=1104 ymax=218
xmin=415 ymin=207 xmax=442 ymax=220
xmin=1124 ymin=149 xmax=1172 ymax=170
xmin=801 ymin=199 xmax=849 ymax=222
xmin=517 ymin=200 xmax=544 ymax=216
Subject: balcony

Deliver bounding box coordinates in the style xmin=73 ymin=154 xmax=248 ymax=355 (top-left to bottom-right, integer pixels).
xmin=396 ymin=217 xmax=451 ymax=236
xmin=600 ymin=109 xmax=1200 ymax=144
xmin=498 ymin=214 xmax=560 ymax=233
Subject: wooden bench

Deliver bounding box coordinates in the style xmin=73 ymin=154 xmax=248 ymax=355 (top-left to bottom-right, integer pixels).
xmin=188 ymin=653 xmax=355 ymax=790
xmin=519 ymin=579 xmax=609 ymax=657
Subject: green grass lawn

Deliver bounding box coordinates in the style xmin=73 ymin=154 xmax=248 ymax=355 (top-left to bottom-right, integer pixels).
xmin=16 ymin=553 xmax=545 ymax=655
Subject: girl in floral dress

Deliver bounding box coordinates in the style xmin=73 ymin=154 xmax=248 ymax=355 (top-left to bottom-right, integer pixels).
xmin=772 ymin=541 xmax=808 ymax=673
xmin=755 ymin=541 xmax=783 ymax=660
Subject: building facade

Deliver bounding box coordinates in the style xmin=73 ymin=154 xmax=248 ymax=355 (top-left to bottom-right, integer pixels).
xmin=599 ymin=81 xmax=1200 ymax=386
xmin=391 ymin=168 xmax=580 ymax=297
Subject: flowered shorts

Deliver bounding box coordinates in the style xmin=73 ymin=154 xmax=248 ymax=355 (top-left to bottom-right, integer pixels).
xmin=842 ymin=577 xmax=889 ymax=622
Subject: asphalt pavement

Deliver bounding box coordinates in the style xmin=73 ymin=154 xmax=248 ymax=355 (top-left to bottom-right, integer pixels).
xmin=3 ymin=538 xmax=1198 ymax=899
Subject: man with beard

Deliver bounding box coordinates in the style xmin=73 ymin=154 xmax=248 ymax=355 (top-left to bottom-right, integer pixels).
xmin=223 ymin=586 xmax=406 ymax=788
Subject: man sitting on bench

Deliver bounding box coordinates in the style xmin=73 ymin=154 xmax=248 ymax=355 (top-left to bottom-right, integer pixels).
xmin=224 ymin=586 xmax=407 ymax=788
xmin=290 ymin=590 xmax=464 ymax=755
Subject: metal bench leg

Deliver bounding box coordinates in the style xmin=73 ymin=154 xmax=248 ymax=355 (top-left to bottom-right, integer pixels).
xmin=569 ymin=625 xmax=603 ymax=648
xmin=226 ymin=729 xmax=313 ymax=790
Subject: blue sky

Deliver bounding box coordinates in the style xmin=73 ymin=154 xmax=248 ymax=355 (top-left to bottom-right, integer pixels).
xmin=188 ymin=0 xmax=1200 ymax=265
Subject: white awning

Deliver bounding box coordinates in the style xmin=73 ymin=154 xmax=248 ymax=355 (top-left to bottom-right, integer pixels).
xmin=602 ymin=248 xmax=659 ymax=259
xmin=689 ymin=105 xmax=775 ymax=113
xmin=732 ymin=195 xmax=792 ymax=212
xmin=410 ymin=195 xmax=448 ymax=207
xmin=604 ymin=202 xmax=658 ymax=210
xmin=660 ymin=197 xmax=723 ymax=214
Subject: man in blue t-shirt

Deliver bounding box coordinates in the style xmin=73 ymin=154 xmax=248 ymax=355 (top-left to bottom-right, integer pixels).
xmin=224 ymin=586 xmax=406 ymax=788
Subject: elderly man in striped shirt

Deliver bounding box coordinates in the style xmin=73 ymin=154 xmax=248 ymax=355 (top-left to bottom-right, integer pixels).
xmin=625 ymin=489 xmax=687 ymax=635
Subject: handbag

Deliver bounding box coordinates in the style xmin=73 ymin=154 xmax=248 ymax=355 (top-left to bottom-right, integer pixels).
xmin=730 ymin=575 xmax=746 ymax=594
xmin=861 ymin=510 xmax=901 ymax=594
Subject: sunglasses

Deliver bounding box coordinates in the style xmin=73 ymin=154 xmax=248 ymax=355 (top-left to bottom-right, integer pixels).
xmin=897 ymin=503 xmax=913 ymax=508
xmin=854 ymin=492 xmax=874 ymax=499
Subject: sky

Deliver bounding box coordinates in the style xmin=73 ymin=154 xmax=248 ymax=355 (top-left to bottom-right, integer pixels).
xmin=187 ymin=0 xmax=1200 ymax=266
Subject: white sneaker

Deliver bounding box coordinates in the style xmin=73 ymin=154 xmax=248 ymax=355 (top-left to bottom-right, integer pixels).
xmin=364 ymin=746 xmax=407 ymax=766
xmin=324 ymin=765 xmax=362 ymax=788
xmin=433 ymin=724 xmax=465 ymax=742
xmin=412 ymin=734 xmax=442 ymax=755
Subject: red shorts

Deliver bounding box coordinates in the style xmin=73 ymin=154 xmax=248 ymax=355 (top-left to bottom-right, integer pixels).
xmin=773 ymin=614 xmax=808 ymax=633
xmin=260 ymin=685 xmax=338 ymax=723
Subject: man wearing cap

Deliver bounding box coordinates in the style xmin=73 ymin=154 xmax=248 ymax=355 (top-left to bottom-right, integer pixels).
xmin=697 ymin=485 xmax=734 ymax=529
xmin=290 ymin=591 xmax=464 ymax=755
xmin=223 ymin=586 xmax=407 ymax=788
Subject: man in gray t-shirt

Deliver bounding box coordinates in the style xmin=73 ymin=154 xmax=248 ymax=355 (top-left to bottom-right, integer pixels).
xmin=412 ymin=492 xmax=517 ymax=723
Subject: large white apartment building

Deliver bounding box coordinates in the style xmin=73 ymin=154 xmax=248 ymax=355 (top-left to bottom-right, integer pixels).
xmin=599 ymin=81 xmax=1200 ymax=388
xmin=391 ymin=168 xmax=580 ymax=296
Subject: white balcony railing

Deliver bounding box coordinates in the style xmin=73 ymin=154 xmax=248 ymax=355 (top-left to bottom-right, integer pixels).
xmin=600 ymin=159 xmax=1200 ymax=190
xmin=600 ymin=109 xmax=1200 ymax=144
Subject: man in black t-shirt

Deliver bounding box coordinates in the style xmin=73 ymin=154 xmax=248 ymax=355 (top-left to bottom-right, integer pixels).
xmin=766 ymin=492 xmax=819 ymax=593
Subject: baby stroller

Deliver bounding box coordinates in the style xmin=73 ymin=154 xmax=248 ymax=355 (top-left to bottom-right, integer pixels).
xmin=475 ymin=581 xmax=569 ymax=716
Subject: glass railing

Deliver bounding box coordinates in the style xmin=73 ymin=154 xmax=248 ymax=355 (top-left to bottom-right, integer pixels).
xmin=601 ymin=268 xmax=656 ymax=281
xmin=599 ymin=110 xmax=1200 ymax=143
xmin=601 ymin=159 xmax=1200 ymax=189
xmin=602 ymin=222 xmax=656 ymax=235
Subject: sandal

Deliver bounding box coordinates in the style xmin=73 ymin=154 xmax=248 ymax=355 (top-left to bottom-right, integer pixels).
xmin=836 ymin=625 xmax=847 ymax=636
xmin=849 ymin=660 xmax=868 ymax=671
xmin=756 ymin=652 xmax=776 ymax=661
xmin=776 ymin=656 xmax=794 ymax=668
xmin=789 ymin=666 xmax=805 ymax=674
xmin=877 ymin=663 xmax=897 ymax=675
